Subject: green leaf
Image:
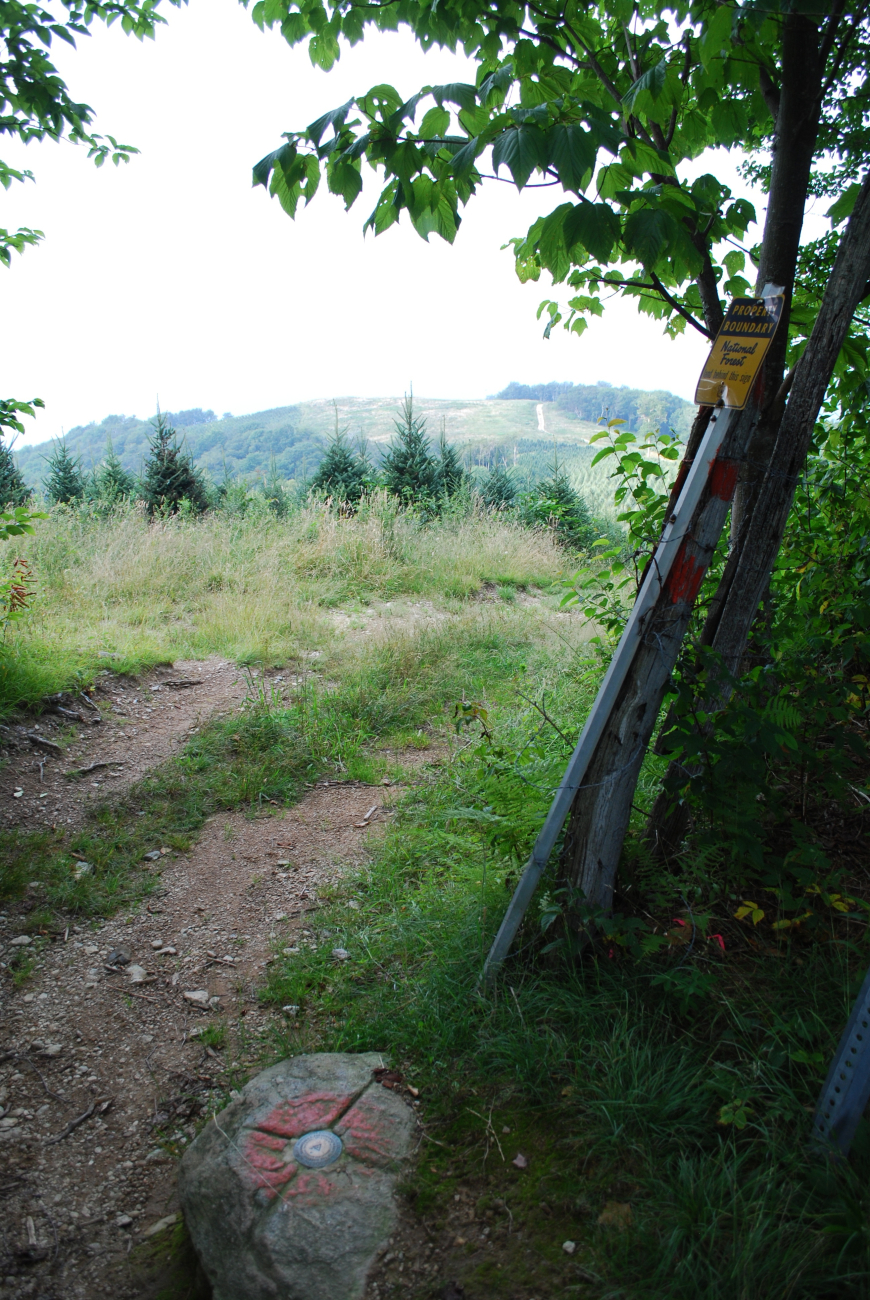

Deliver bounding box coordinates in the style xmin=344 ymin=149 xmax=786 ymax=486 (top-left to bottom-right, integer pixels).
xmin=548 ymin=124 xmax=597 ymax=195
xmin=478 ymin=63 xmax=514 ymax=106
xmin=492 ymin=125 xmax=549 ymax=189
xmin=623 ymin=208 xmax=675 ymax=270
xmin=418 ymin=105 xmax=450 ymax=140
xmin=430 ymin=83 xmax=478 ymax=112
xmin=700 ymin=4 xmax=734 ymax=68
xmin=564 ymin=202 xmax=620 ymax=263
xmin=307 ymin=99 xmax=354 ymax=146
xmin=327 ymin=158 xmax=361 ymax=208
xmin=622 ymin=58 xmax=668 ymax=111
xmin=449 ymin=135 xmax=484 ymax=177
xmin=827 ymin=184 xmax=861 ymax=227
xmin=536 ymin=204 xmax=573 ymax=282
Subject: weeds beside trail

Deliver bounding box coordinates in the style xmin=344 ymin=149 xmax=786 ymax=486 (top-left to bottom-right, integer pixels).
xmin=2 ymin=500 xmax=869 ymax=1297
xmin=0 ymin=494 xmax=565 ymax=713
xmin=262 ymin=723 xmax=870 ymax=1298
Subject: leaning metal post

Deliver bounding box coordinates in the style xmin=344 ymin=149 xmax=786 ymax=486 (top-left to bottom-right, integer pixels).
xmin=480 ymin=403 xmax=736 ymax=984
xmin=812 ymin=963 xmax=870 ymax=1158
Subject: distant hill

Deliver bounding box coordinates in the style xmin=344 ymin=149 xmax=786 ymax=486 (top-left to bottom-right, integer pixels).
xmin=13 ymin=386 xmax=694 ymax=517
xmin=491 ymin=380 xmax=693 ymax=436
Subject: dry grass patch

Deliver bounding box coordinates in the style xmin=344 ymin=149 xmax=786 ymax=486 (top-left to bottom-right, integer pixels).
xmin=0 ymin=497 xmax=569 ymax=709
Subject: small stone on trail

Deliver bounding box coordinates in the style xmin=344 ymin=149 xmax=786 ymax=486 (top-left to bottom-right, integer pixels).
xmin=143 ymin=1213 xmax=178 ymax=1238
xmin=106 ymin=948 xmax=131 ymax=967
xmin=9 ymin=935 xmax=31 ymax=946
xmin=127 ymin=965 xmax=149 ymax=984
xmin=331 ymin=948 xmax=350 ymax=961
xmin=116 ymin=1214 xmax=133 ymax=1228
xmin=512 ymin=1153 xmax=528 ymax=1169
xmin=562 ymin=1240 xmax=577 ymax=1254
xmin=151 ymin=939 xmax=164 ymax=949
xmin=183 ymin=990 xmax=210 ymax=1007
xmin=143 ymin=851 xmax=162 ymax=862
xmin=179 ymin=1053 xmax=414 ymax=1300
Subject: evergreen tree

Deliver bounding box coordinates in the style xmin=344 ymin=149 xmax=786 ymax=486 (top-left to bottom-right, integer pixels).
xmin=309 ymin=411 xmax=372 ymax=504
xmin=141 ymin=411 xmax=209 ymax=515
xmin=44 ymin=439 xmax=85 ymax=505
xmin=94 ymin=437 xmax=136 ymax=505
xmin=0 ymin=438 xmax=29 ymax=507
xmin=263 ymin=454 xmax=291 ymax=517
xmin=520 ymin=465 xmax=596 ymax=550
xmin=381 ymin=393 xmax=439 ymax=504
xmin=481 ymin=461 xmax=516 ymax=508
xmin=436 ymin=426 xmax=465 ymax=497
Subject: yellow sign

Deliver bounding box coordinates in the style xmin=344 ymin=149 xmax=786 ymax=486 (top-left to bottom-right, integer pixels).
xmin=695 ymin=292 xmax=785 ymax=409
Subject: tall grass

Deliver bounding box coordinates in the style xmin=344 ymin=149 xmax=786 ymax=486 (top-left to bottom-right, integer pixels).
xmin=263 ymin=734 xmax=870 ymax=1297
xmin=0 ymin=495 xmax=567 ymax=713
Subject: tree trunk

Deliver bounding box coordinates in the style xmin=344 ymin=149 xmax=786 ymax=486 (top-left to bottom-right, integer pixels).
xmin=558 ymin=13 xmax=834 ymax=903
xmin=646 ymin=169 xmax=870 ymax=859
xmin=730 ymin=12 xmax=824 ymax=544
xmin=559 ymin=398 xmax=761 ymax=908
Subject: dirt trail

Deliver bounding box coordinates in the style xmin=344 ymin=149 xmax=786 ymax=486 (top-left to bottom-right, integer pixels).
xmin=0 ymin=657 xmax=262 ymax=832
xmin=0 ymin=658 xmax=403 ymax=1299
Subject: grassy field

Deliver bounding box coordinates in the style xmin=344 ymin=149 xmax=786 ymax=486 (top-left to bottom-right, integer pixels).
xmin=2 ymin=500 xmax=868 ymax=1298
xmin=0 ymin=494 xmax=568 ymax=713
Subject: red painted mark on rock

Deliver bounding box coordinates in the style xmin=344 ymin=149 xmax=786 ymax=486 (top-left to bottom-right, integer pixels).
xmin=665 ymin=545 xmax=705 ymax=606
xmin=708 ymin=458 xmax=739 ymax=502
xmin=335 ymin=1091 xmax=406 ymax=1168
xmin=282 ymin=1169 xmax=342 ymax=1202
xmin=237 ymin=1084 xmax=405 ymax=1202
xmin=240 ymin=1129 xmax=297 ymax=1199
xmin=256 ymin=1091 xmax=353 ymax=1140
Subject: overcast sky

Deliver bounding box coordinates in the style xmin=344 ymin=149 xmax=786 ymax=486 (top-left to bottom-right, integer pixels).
xmin=3 ymin=0 xmax=781 ymax=447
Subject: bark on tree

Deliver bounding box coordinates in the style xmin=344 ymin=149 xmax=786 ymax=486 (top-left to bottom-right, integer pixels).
xmin=558 ymin=398 xmax=761 ymax=910
xmin=646 ymin=170 xmax=870 ymax=859
xmin=730 ymin=12 xmax=824 ymax=544
xmin=559 ymin=10 xmax=870 ymax=904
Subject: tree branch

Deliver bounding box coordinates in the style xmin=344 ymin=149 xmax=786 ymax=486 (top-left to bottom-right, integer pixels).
xmin=622 ymin=21 xmax=639 ymax=80
xmin=517 ymin=22 xmax=584 ymax=70
xmin=821 ymin=6 xmax=865 ymax=100
xmin=818 ymin=0 xmax=846 ymax=68
xmin=757 ymin=62 xmax=781 ymax=120
xmin=596 ymin=273 xmax=712 ymax=338
xmin=649 ymin=272 xmax=715 ymax=338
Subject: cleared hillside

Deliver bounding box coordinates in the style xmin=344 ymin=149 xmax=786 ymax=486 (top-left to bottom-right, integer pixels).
xmin=13 ymin=385 xmax=693 ymax=517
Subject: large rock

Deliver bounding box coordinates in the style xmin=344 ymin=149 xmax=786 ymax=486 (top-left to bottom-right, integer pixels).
xmin=178 ymin=1053 xmax=414 ymax=1300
